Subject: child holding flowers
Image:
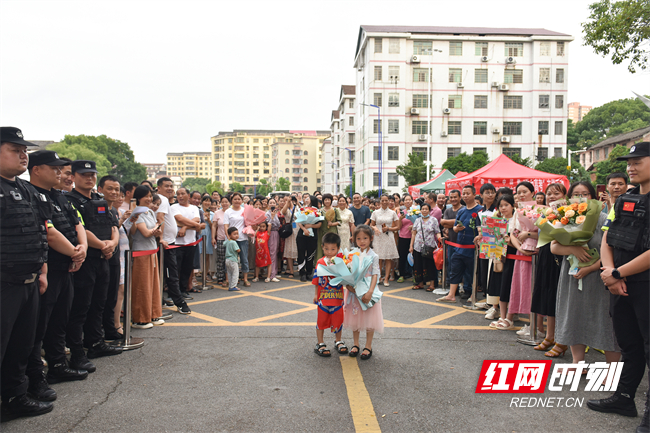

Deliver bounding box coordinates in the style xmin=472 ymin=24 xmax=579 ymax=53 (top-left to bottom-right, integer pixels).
xmin=344 ymin=225 xmax=383 ymax=360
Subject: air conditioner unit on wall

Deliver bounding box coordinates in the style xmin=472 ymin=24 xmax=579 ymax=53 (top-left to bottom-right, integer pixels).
xmin=491 ymin=81 xmax=500 ymax=87
xmin=443 ymin=108 xmax=451 ymax=114
xmin=457 ymin=82 xmax=464 ymax=88
xmin=440 ymin=131 xmax=448 ymax=137
xmin=506 ymin=56 xmax=516 ymax=64
xmin=500 ymin=136 xmax=510 ymax=143
xmin=418 ymin=134 xmax=428 ymax=141
xmin=481 ymin=56 xmax=489 ymax=62
xmin=492 ymin=127 xmax=500 ymax=134
xmin=499 ymin=84 xmax=509 ymax=91
xmin=411 ymin=55 xmax=421 ymax=63
xmin=410 ymin=107 xmax=420 ymax=115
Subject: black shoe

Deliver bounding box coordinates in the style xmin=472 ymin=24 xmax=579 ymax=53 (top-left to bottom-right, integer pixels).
xmin=163 ymin=297 xmax=174 ymax=307
xmin=159 ymin=313 xmax=173 ymax=320
xmin=46 ymin=363 xmax=89 ymax=384
xmin=176 ymin=302 xmax=191 ymax=315
xmin=87 ymin=341 xmax=123 ymax=359
xmin=104 ymin=333 xmax=124 ymax=342
xmin=638 ymin=400 xmax=649 ymax=433
xmin=460 ymin=292 xmax=471 ymax=300
xmin=1 ymin=394 xmax=53 ymax=421
xmin=27 ymin=373 xmax=56 ymax=402
xmin=69 ymin=353 xmax=96 ymax=373
xmin=587 ymin=392 xmax=638 ymax=417
xmin=300 ymin=275 xmax=307 ymax=282
xmin=181 ymin=292 xmax=193 ymax=300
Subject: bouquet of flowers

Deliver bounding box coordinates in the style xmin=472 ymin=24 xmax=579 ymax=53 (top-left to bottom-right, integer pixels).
xmin=242 ymin=204 xmax=268 ymax=236
xmin=516 ymin=202 xmax=547 ymax=251
xmin=405 ymin=205 xmax=421 ymax=223
xmin=295 ymin=206 xmax=324 ymax=237
xmin=316 ymin=248 xmax=383 ymax=311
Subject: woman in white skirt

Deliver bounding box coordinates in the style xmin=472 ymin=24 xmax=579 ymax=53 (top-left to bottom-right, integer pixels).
xmin=337 ymin=194 xmax=355 ymax=252
xmin=281 ymin=195 xmax=299 ymax=277
xmin=370 ymin=194 xmax=400 ymax=287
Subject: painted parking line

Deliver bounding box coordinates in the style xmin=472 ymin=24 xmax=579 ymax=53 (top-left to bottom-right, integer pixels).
xmin=340 ymin=356 xmax=381 ymax=433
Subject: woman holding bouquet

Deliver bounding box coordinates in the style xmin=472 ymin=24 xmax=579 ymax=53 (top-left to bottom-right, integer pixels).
xmin=551 ymin=182 xmax=620 ymax=364
xmin=370 ymin=194 xmax=400 ymax=287
xmin=281 ymin=195 xmax=299 ymax=277
xmin=296 ymin=195 xmax=322 ymax=282
xmin=316 ymin=193 xmax=341 ymax=263
xmin=531 ymin=183 xmax=566 ymax=356
xmin=337 ymin=194 xmax=354 ymax=252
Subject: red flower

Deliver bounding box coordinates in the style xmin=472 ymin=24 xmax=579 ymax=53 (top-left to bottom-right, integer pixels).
xmin=472 ymin=213 xmax=478 ymax=218
xmin=300 ymin=208 xmax=304 ymax=211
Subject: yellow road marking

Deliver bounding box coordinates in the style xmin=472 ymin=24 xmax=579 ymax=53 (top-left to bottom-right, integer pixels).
xmin=250 ymin=292 xmax=314 ymax=307
xmin=383 ymin=294 xmax=486 ymax=315
xmin=410 ymin=308 xmax=466 ymax=327
xmin=236 ymin=306 xmax=316 ymax=325
xmin=340 ymin=356 xmax=381 ymax=433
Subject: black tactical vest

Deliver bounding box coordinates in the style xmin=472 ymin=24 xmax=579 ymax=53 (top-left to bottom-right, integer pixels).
xmin=0 ymin=178 xmax=49 ymax=272
xmin=48 ymin=191 xmax=79 ymax=269
xmin=66 ymin=190 xmax=114 ymax=257
xmin=607 ymin=188 xmax=650 ymax=253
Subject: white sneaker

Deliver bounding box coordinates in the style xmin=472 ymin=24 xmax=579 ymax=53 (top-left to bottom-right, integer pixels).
xmin=151 ymin=318 xmax=165 ymax=326
xmin=485 ymin=306 xmax=499 ymax=320
xmin=270 ymin=278 xmax=280 ymax=282
xmin=265 ymin=278 xmax=271 ymax=283
xmin=516 ymin=324 xmax=530 ymax=336
xmin=475 ymin=301 xmax=489 ymax=310
xmin=132 ymin=322 xmax=153 ymax=329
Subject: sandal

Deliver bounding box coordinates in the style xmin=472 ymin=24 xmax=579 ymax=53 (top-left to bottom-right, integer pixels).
xmin=397 ymin=277 xmax=404 ymax=283
xmin=436 ymin=297 xmax=456 ymax=303
xmin=545 ymin=343 xmax=568 ymax=358
xmin=349 ymin=345 xmax=360 ymax=357
xmin=360 ymin=348 xmax=373 ymax=360
xmin=495 ymin=318 xmax=514 ymax=330
xmin=314 ymin=343 xmax=331 ymax=357
xmin=251 ymin=278 xmax=259 ymax=282
xmin=188 ymin=287 xmax=202 ymax=293
xmin=243 ymin=281 xmax=251 ymax=287
xmin=411 ymin=285 xmax=423 ymax=290
xmin=534 ymin=338 xmax=555 ymax=351
xmin=335 ymin=341 xmax=348 ymax=354
xmin=426 ymin=286 xmax=434 ymax=292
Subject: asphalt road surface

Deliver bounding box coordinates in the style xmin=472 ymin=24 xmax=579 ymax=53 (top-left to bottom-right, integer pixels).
xmin=3 ymin=277 xmax=647 ymax=432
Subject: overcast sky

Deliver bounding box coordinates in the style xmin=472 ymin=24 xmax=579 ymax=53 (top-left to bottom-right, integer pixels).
xmin=2 ymin=0 xmax=649 ymax=163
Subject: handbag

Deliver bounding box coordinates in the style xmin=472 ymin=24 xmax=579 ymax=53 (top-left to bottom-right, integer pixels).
xmin=419 ymin=218 xmax=435 ymax=260
xmin=493 ymin=257 xmax=504 ymax=273
xmin=279 ymin=205 xmax=296 ymax=239
xmin=433 ymin=240 xmax=444 ymax=269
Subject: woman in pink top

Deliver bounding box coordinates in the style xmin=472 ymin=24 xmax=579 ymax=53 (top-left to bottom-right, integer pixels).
xmin=211 ymin=196 xmax=230 ymax=287
xmin=397 ymin=194 xmax=415 ymax=283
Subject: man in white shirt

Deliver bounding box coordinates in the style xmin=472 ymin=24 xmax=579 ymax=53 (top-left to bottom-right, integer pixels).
xmin=172 ymin=187 xmax=201 ymax=299
xmin=156 ymin=178 xmax=191 ymax=314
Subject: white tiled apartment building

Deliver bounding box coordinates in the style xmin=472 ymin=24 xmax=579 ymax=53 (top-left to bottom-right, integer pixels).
xmin=324 ymin=85 xmax=356 ymax=194
xmin=352 ymin=25 xmax=574 ymax=193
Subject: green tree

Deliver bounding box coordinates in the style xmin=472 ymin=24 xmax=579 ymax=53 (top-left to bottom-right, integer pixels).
xmin=594 ymin=145 xmax=630 ymax=184
xmin=575 ymin=98 xmax=650 ymax=147
xmin=276 ymin=177 xmax=291 ymax=191
xmin=230 ymin=182 xmax=245 ymax=193
xmin=534 ymin=157 xmax=591 ymax=182
xmin=344 ymin=170 xmax=356 ymax=196
xmin=256 ymin=179 xmax=273 ymax=196
xmin=582 ymin=0 xmax=650 ymax=73
xmin=246 ymin=187 xmax=254 ymax=194
xmin=441 ymin=151 xmax=490 ymax=174
xmin=182 ymin=177 xmax=211 ymax=194
xmin=567 ymin=119 xmax=579 ymax=148
xmin=363 ymin=189 xmax=380 ymax=198
xmin=396 ymin=153 xmax=435 ymax=185
xmin=48 ymin=142 xmax=112 ymax=179
xmin=206 ymin=180 xmax=225 ymax=195
xmin=509 ymin=153 xmax=533 ymax=168
xmin=50 ymin=134 xmax=146 ymax=182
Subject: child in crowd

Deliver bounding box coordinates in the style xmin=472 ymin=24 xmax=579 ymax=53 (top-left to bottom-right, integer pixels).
xmin=224 ymin=227 xmax=241 ymax=291
xmin=344 ymin=225 xmax=383 ymax=360
xmin=150 ymin=193 xmax=161 ymax=213
xmin=312 ymin=233 xmax=348 ymax=357
xmin=253 ymin=221 xmax=272 ymax=282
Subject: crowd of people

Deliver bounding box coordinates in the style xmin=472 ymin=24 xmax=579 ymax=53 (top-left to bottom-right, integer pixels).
xmin=1 ymin=126 xmax=648 ymax=431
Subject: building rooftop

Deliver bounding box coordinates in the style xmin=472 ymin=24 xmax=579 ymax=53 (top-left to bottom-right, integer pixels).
xmin=341 ymin=85 xmax=355 ymax=95
xmin=212 ymin=129 xmax=330 ymax=138
xmin=590 ymin=125 xmax=650 ymax=150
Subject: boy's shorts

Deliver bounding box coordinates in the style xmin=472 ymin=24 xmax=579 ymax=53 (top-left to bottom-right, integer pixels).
xmin=317 ymin=303 xmax=344 ymax=333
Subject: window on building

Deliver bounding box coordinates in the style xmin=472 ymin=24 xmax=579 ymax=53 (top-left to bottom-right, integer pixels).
xmin=373 ymin=119 xmax=382 ymax=134
xmin=474 ymin=147 xmax=487 ymax=154
xmin=539 ymin=95 xmax=550 ymax=109
xmin=447 ymin=147 xmax=461 ymax=158
xmin=475 ymin=42 xmax=488 ymax=56
xmin=264 ymin=139 xmax=269 ymax=143
xmin=503 ymin=148 xmax=522 ymax=158
xmin=374 ymin=93 xmax=382 ymax=107
xmin=285 ymin=159 xmax=289 ymax=164
xmin=540 ymin=42 xmax=550 ymax=56
xmin=557 ymin=42 xmax=565 ymax=56
xmin=253 ymin=161 xmax=259 ymax=166
xmin=473 ymin=121 xmax=487 ymax=135
xmin=538 ymin=121 xmax=549 ymax=135
xmin=303 ymin=159 xmax=308 ymax=164
xmin=503 ymin=122 xmax=522 ymax=135
xmin=304 ymin=168 xmax=308 ymax=173
xmin=449 ymin=41 xmax=462 ymax=55
xmin=361 ymin=149 xmax=365 ymax=163
xmin=539 ymin=67 xmax=550 ymax=83
xmin=285 ymin=150 xmax=289 ymax=154
xmin=555 ymin=95 xmax=564 ymax=108
xmin=388 ymin=66 xmax=400 ymax=81
xmin=388 ymin=119 xmax=399 ymax=134
xmin=412 ymin=121 xmax=429 ymax=135
xmin=413 ymin=68 xmax=430 ymax=82
xmin=449 ymin=68 xmax=462 ymax=83
xmin=555 ymin=121 xmax=563 ymax=135
xmin=285 ymin=168 xmax=289 ymax=173
xmin=554 ymin=147 xmax=563 ymax=158
xmin=448 ymin=121 xmax=462 ymax=135
xmin=505 ymin=43 xmax=523 ymax=56
xmin=373 ymin=146 xmax=379 ymax=160
xmin=556 ymin=68 xmax=564 ymax=83
xmin=504 ymin=69 xmax=523 ymax=84
xmin=389 ymin=38 xmax=400 ymax=53
xmin=448 ymin=95 xmax=462 ymax=109
xmin=349 ymin=133 xmax=355 ymax=144
xmin=374 ymin=66 xmax=382 ymax=81
xmin=373 ymin=173 xmax=380 ymax=187
xmin=414 ymin=41 xmax=432 ymax=55
xmin=503 ymin=95 xmax=523 ymax=109
xmin=303 ymin=177 xmax=308 ymax=182
xmin=475 ymin=69 xmax=487 ymax=83
xmin=374 ymin=38 xmax=383 ymax=53
xmin=388 ymin=146 xmax=399 ymax=160
xmin=413 ymin=94 xmax=429 ymax=108
xmin=538 ymin=147 xmax=549 ymax=161
xmin=388 ymin=93 xmax=399 ymax=107
xmin=388 ymin=173 xmax=399 ymax=187
xmin=474 ymin=95 xmax=488 ymax=109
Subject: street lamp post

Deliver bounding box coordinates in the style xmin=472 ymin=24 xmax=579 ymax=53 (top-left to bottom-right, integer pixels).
xmin=426 ymin=49 xmax=442 ymax=179
xmin=361 ymin=103 xmax=381 ymax=196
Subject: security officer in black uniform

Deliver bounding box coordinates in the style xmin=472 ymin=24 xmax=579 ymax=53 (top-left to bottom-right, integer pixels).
xmin=65 ymin=160 xmax=122 ymax=374
xmin=588 ymin=141 xmax=650 ymax=433
xmin=0 ymin=127 xmax=54 ymax=419
xmin=25 ymin=151 xmax=90 ymax=403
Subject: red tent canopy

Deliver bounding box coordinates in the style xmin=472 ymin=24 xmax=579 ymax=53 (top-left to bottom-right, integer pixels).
xmin=444 ymin=154 xmax=569 ymax=194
